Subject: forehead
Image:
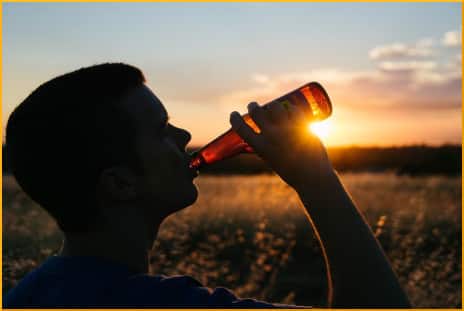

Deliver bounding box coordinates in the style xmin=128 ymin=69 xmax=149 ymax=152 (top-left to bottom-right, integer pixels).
xmin=121 ymin=85 xmax=168 ymax=126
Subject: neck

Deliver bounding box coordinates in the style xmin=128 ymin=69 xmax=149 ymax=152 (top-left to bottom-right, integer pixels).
xmin=60 ymin=216 xmax=161 ymax=274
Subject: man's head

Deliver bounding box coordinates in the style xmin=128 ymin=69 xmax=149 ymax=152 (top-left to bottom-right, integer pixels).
xmin=6 ymin=63 xmax=198 ymax=234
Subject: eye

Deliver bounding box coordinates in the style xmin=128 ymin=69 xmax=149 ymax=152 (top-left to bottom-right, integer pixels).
xmin=156 ymin=116 xmax=170 ymax=138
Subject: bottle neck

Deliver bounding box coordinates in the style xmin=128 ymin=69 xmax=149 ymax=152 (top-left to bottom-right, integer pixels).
xmin=189 ymin=151 xmax=204 ymax=170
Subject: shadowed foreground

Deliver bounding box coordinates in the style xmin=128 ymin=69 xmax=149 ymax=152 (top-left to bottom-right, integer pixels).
xmin=3 ymin=173 xmax=461 ymax=307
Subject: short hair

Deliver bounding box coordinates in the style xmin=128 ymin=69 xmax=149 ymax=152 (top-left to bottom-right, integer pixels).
xmin=6 ymin=63 xmax=146 ymax=232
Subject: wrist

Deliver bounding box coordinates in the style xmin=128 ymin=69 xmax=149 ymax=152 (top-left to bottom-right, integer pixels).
xmin=294 ymin=168 xmax=340 ymax=200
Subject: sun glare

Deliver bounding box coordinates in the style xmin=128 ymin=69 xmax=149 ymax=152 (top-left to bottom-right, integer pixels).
xmin=308 ymin=119 xmax=332 ymax=140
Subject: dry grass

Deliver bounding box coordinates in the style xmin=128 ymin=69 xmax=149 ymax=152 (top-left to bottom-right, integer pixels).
xmin=2 ymin=173 xmax=461 ymax=307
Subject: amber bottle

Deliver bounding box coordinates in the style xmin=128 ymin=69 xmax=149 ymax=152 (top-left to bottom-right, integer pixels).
xmin=190 ymin=82 xmax=332 ymax=170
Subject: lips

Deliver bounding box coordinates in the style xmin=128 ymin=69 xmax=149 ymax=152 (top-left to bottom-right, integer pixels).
xmin=190 ymin=168 xmax=199 ymax=178
xmin=188 ymin=165 xmax=199 ymax=179
xmin=186 ymin=155 xmax=199 ymax=179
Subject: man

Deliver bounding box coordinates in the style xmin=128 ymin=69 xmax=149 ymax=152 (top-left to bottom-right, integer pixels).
xmin=4 ymin=63 xmax=411 ymax=308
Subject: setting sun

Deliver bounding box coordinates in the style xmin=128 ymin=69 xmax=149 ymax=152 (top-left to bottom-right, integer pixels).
xmin=308 ymin=119 xmax=332 ymax=140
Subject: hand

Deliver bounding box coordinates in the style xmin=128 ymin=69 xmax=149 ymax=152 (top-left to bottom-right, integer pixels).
xmin=230 ymin=101 xmax=335 ymax=191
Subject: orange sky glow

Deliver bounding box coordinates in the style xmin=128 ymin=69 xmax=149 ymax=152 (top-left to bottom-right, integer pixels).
xmin=3 ymin=3 xmax=461 ymax=148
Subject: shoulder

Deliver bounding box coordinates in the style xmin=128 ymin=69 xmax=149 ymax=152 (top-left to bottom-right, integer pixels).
xmin=5 ymin=259 xmax=307 ymax=308
xmin=124 ymin=274 xmax=306 ymax=308
xmin=4 ymin=266 xmax=42 ymax=308
xmin=120 ymin=274 xmax=209 ymax=306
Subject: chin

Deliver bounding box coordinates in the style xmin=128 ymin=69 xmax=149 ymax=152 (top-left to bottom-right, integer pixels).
xmin=184 ymin=183 xmax=199 ymax=206
xmin=169 ymin=183 xmax=198 ymax=213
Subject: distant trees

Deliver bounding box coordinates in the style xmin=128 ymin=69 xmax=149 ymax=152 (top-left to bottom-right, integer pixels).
xmin=328 ymin=145 xmax=461 ymax=176
xmin=2 ymin=144 xmax=461 ymax=176
xmin=188 ymin=145 xmax=461 ymax=176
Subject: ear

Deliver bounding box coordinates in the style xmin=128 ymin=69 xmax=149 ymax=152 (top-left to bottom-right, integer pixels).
xmin=98 ymin=166 xmax=137 ymax=202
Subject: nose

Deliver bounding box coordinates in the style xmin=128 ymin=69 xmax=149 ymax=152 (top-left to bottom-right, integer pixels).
xmin=173 ymin=125 xmax=191 ymax=150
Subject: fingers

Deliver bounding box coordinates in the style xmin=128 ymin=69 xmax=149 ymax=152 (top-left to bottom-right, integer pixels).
xmin=247 ymin=102 xmax=272 ymax=133
xmin=230 ymin=101 xmax=309 ymax=151
xmin=264 ymin=100 xmax=308 ymax=128
xmin=266 ymin=100 xmax=288 ymax=124
xmin=230 ymin=111 xmax=262 ymax=148
xmin=287 ymin=104 xmax=307 ymax=127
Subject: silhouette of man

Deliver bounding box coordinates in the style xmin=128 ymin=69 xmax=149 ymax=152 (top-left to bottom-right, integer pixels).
xmin=4 ymin=63 xmax=411 ymax=308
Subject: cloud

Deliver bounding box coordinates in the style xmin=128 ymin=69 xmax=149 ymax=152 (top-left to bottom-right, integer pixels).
xmin=230 ymin=29 xmax=462 ymax=110
xmin=251 ymin=74 xmax=270 ymax=84
xmin=219 ymin=63 xmax=460 ymax=114
xmin=445 ymin=53 xmax=462 ymax=70
xmin=214 ymin=33 xmax=461 ymax=146
xmin=442 ymin=30 xmax=461 ymax=47
xmin=369 ymin=39 xmax=434 ymax=60
xmin=416 ymin=38 xmax=435 ymax=48
xmin=378 ymin=61 xmax=437 ymax=72
xmin=217 ymin=32 xmax=461 ymax=143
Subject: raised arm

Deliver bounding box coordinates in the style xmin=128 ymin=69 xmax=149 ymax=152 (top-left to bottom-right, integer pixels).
xmin=229 ymin=102 xmax=411 ymax=308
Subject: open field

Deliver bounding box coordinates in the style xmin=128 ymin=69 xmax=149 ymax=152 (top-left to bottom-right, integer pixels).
xmin=3 ymin=173 xmax=461 ymax=307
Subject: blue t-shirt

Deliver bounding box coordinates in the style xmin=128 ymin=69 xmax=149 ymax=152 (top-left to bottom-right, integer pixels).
xmin=4 ymin=256 xmax=304 ymax=308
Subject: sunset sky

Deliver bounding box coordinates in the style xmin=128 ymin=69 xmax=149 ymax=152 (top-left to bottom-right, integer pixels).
xmin=3 ymin=3 xmax=462 ymax=147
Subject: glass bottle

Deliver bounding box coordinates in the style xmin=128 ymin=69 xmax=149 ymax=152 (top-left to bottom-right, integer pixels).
xmin=190 ymin=82 xmax=332 ymax=170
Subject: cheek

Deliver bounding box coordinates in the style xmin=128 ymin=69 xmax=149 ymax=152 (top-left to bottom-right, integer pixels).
xmin=136 ymin=137 xmax=185 ymax=184
xmin=163 ymin=140 xmax=186 ymax=168
xmin=136 ymin=140 xmax=164 ymax=180
xmin=148 ymin=143 xmax=184 ymax=180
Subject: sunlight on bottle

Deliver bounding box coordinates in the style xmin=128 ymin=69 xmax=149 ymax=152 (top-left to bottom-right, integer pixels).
xmin=308 ymin=119 xmax=332 ymax=141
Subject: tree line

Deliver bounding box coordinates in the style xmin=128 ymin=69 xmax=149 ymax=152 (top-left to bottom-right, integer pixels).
xmin=2 ymin=144 xmax=461 ymax=176
xmin=187 ymin=145 xmax=462 ymax=176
